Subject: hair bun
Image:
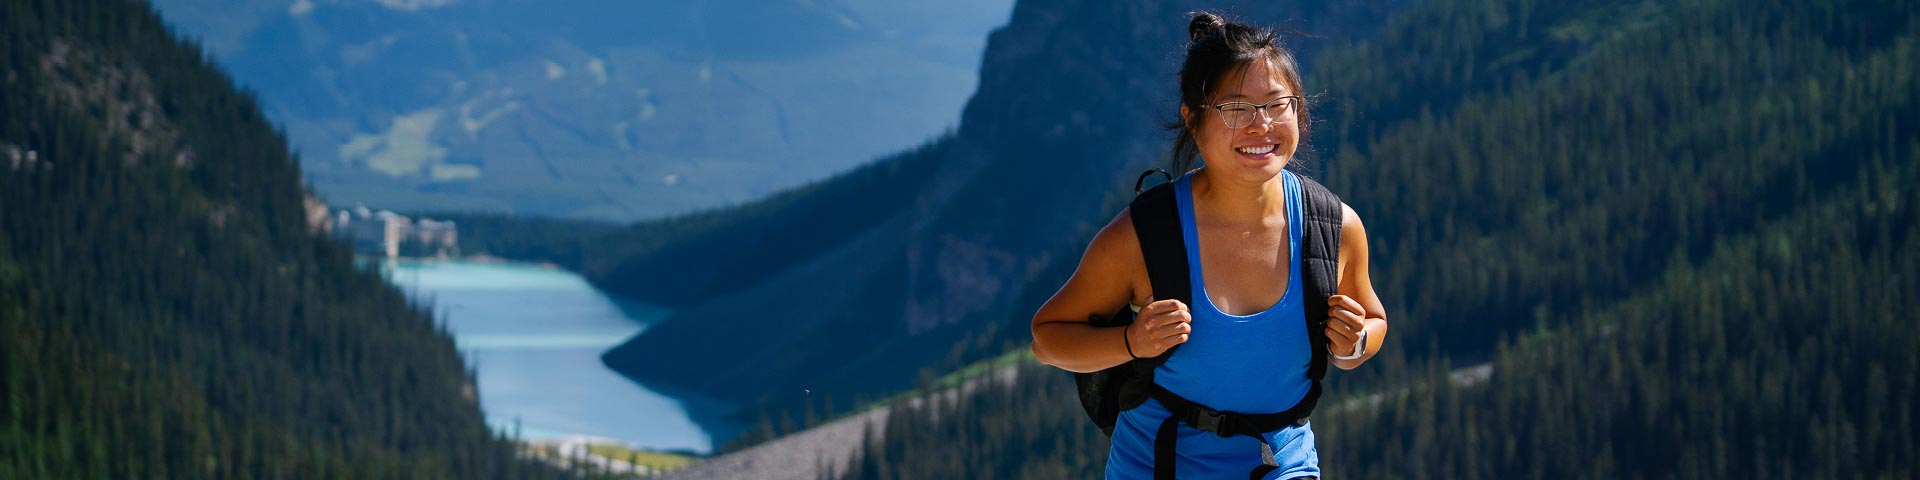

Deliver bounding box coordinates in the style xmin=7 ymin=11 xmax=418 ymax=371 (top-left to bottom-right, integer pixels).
xmin=1188 ymin=11 xmax=1226 ymax=43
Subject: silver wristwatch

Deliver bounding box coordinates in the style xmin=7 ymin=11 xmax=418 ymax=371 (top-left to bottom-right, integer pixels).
xmin=1331 ymin=328 xmax=1368 ymax=361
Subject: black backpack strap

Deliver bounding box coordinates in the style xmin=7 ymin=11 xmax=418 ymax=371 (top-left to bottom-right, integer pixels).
xmin=1149 ymin=383 xmax=1316 ymax=480
xmin=1250 ymin=464 xmax=1280 ymax=480
xmin=1120 ymin=179 xmax=1189 ymax=414
xmin=1071 ymin=175 xmax=1193 ymax=436
xmin=1296 ymin=173 xmax=1344 ymax=384
xmin=1128 ymin=180 xmax=1192 ymax=357
xmin=1151 ymin=385 xmax=1310 ymax=437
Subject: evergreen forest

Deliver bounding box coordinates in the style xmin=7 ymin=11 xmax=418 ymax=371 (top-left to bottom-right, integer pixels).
xmin=838 ymin=0 xmax=1920 ymax=477
xmin=2 ymin=0 xmax=601 ymax=477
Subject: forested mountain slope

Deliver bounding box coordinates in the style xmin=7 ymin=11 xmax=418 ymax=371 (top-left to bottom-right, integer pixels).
xmin=836 ymin=0 xmax=1920 ymax=477
xmin=455 ymin=0 xmax=1914 ymax=461
xmin=0 ymin=0 xmax=575 ymax=476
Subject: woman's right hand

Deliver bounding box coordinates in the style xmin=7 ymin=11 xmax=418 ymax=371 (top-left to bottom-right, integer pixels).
xmin=1127 ymin=299 xmax=1192 ymax=358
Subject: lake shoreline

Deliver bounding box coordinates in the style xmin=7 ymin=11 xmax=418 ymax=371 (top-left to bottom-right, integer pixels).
xmin=376 ymin=256 xmax=740 ymax=453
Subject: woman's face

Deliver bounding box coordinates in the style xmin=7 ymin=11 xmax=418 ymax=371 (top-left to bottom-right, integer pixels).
xmin=1182 ymin=58 xmax=1300 ymax=184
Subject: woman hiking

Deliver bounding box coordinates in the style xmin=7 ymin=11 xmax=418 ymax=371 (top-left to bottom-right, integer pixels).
xmin=1031 ymin=11 xmax=1388 ymax=480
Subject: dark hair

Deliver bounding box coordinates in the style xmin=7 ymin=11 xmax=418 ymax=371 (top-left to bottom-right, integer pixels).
xmin=1168 ymin=11 xmax=1310 ymax=175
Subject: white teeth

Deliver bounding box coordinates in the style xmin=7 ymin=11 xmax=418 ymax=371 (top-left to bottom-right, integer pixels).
xmin=1236 ymin=145 xmax=1276 ymax=155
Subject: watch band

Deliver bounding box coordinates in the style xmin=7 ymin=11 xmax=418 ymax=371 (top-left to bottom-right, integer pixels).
xmin=1331 ymin=328 xmax=1368 ymax=361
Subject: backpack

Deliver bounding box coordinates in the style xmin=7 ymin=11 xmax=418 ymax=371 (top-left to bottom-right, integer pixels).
xmin=1073 ymin=169 xmax=1344 ymax=479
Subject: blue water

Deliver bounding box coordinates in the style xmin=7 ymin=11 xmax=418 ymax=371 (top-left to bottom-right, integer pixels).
xmin=378 ymin=258 xmax=730 ymax=453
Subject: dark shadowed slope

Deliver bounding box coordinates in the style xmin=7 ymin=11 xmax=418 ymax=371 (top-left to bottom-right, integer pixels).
xmin=0 ymin=0 xmax=576 ymax=476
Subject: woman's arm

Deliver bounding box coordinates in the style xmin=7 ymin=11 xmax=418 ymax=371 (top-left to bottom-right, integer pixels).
xmin=1328 ymin=202 xmax=1388 ymax=370
xmin=1031 ymin=210 xmax=1191 ymax=373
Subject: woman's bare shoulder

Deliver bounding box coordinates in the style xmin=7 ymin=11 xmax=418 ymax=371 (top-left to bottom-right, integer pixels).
xmin=1067 ymin=208 xmax=1149 ymax=306
xmin=1338 ymin=201 xmax=1370 ymax=270
xmin=1034 ymin=208 xmax=1151 ymax=326
xmin=1339 ymin=202 xmax=1367 ymax=248
xmin=1084 ymin=208 xmax=1143 ymax=270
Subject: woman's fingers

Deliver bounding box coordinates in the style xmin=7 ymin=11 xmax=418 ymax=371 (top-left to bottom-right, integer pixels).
xmin=1325 ymin=296 xmax=1367 ymax=354
xmin=1148 ymin=311 xmax=1190 ymax=350
xmin=1153 ymin=314 xmax=1191 ymax=337
xmin=1131 ymin=301 xmax=1191 ymax=354
xmin=1324 ymin=323 xmax=1358 ymax=344
xmin=1138 ymin=302 xmax=1189 ymax=331
xmin=1138 ymin=298 xmax=1189 ymax=320
xmin=1328 ymin=294 xmax=1364 ymax=315
xmin=1158 ymin=334 xmax=1189 ymax=350
xmin=1327 ymin=296 xmax=1366 ymax=334
xmin=1156 ymin=334 xmax=1184 ymax=349
xmin=1328 ymin=308 xmax=1364 ymax=334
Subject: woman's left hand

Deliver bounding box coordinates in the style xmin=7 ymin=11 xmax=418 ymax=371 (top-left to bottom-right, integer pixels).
xmin=1324 ymin=294 xmax=1367 ymax=357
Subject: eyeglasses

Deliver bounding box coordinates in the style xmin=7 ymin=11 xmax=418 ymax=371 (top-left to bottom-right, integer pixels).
xmin=1204 ymin=96 xmax=1301 ymax=129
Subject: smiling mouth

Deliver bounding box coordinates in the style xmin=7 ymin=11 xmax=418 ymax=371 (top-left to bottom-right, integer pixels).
xmin=1236 ymin=144 xmax=1277 ymax=155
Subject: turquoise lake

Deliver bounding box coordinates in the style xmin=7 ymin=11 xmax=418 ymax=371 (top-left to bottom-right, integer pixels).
xmin=377 ymin=258 xmax=734 ymax=453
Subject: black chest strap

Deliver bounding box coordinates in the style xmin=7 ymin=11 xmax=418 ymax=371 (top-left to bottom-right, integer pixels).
xmin=1150 ymin=384 xmax=1321 ymax=480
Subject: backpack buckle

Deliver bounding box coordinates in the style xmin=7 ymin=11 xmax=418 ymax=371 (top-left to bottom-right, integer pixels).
xmin=1191 ymin=408 xmax=1234 ymax=437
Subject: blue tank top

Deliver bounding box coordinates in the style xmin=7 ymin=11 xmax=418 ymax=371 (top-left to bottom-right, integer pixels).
xmin=1105 ymin=170 xmax=1320 ymax=480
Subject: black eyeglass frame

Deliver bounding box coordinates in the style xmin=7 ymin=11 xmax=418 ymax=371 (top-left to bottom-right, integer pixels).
xmin=1202 ymin=95 xmax=1303 ymax=129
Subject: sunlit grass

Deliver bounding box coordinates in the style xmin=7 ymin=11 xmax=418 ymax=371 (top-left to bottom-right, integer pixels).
xmin=520 ymin=440 xmax=699 ymax=475
xmin=585 ymin=443 xmax=697 ymax=471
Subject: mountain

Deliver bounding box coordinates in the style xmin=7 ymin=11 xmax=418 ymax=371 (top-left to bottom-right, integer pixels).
xmin=0 ymin=0 xmax=577 ymax=476
xmin=827 ymin=0 xmax=1920 ymax=477
xmin=145 ymin=0 xmax=1015 ymax=221
xmin=455 ymin=0 xmax=1410 ymax=417
xmin=458 ymin=0 xmax=1918 ymax=468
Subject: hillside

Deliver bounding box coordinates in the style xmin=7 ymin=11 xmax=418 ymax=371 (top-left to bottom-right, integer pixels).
xmin=452 ymin=0 xmax=1918 ymax=460
xmin=568 ymin=0 xmax=1414 ymax=418
xmin=831 ymin=0 xmax=1920 ymax=477
xmin=0 ymin=0 xmax=573 ymax=476
xmin=145 ymin=0 xmax=1015 ymax=220
xmin=450 ymin=0 xmax=1412 ymax=419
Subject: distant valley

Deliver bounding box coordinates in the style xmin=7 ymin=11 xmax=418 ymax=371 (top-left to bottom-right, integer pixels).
xmin=150 ymin=0 xmax=1014 ymax=220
